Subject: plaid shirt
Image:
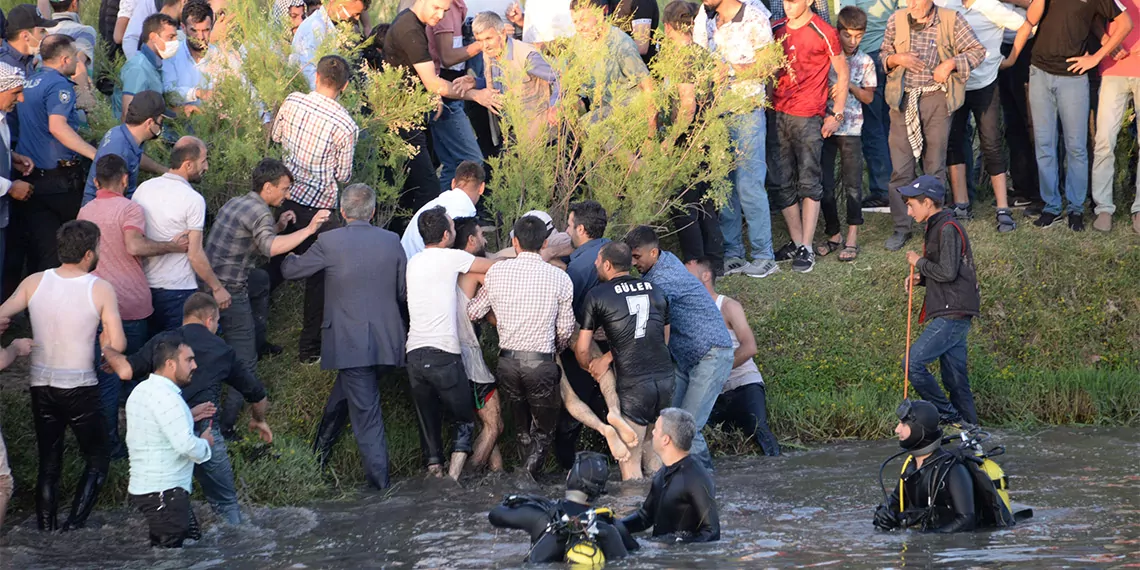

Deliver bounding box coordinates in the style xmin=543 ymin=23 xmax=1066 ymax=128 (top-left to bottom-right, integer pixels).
xmin=204 ymin=192 xmax=276 ymax=292
xmin=880 ymin=7 xmax=985 ymax=90
xmin=467 ymin=252 xmax=575 ymax=354
xmin=270 ymin=91 xmax=358 ymax=209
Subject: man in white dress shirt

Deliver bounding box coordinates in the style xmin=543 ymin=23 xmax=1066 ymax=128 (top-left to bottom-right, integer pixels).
xmin=400 ymin=160 xmax=484 ymax=259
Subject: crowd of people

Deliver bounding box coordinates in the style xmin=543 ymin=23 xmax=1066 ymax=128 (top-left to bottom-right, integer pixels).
xmin=0 ymin=0 xmax=1124 ymax=552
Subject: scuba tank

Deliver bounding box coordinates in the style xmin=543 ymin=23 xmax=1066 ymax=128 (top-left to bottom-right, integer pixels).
xmin=563 ymin=508 xmax=611 ymax=569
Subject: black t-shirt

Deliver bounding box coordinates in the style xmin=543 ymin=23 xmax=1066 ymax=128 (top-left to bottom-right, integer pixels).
xmin=1031 ymin=0 xmax=1124 ymax=76
xmin=611 ymin=0 xmax=660 ymax=65
xmin=384 ymin=9 xmax=432 ymax=75
xmin=579 ymin=275 xmax=672 ymax=380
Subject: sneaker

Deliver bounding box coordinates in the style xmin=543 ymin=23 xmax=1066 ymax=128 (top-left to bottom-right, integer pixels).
xmin=1092 ymin=212 xmax=1112 ymax=232
xmin=1068 ymin=212 xmax=1085 ymax=232
xmin=742 ymin=259 xmax=780 ymax=278
xmin=1024 ymin=202 xmax=1045 ymax=217
xmin=723 ymin=257 xmax=748 ymax=275
xmin=300 ymin=355 xmax=321 ymax=366
xmin=862 ymin=196 xmax=890 ymax=210
xmin=1033 ymin=212 xmax=1061 ymax=228
xmin=952 ymin=204 xmax=974 ymax=221
xmin=995 ymin=209 xmax=1017 ymax=233
xmin=791 ymin=246 xmax=815 ymax=273
xmin=884 ymin=231 xmax=911 ymax=251
xmin=774 ymin=241 xmax=797 ymax=262
xmin=1011 ymin=197 xmax=1035 ymax=208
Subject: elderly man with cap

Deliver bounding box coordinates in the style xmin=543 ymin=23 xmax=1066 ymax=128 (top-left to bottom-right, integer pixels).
xmin=0 ymin=63 xmax=34 ymax=292
xmin=81 ymin=90 xmax=169 ymax=206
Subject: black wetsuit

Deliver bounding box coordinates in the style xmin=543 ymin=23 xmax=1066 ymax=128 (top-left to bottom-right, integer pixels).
xmin=578 ymin=275 xmax=674 ymax=426
xmin=489 ymin=497 xmax=638 ymax=563
xmin=620 ymin=455 xmax=721 ymax=542
xmin=875 ymin=448 xmax=977 ymax=533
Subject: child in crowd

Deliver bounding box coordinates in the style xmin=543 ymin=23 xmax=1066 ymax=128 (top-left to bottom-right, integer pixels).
xmin=817 ymin=6 xmax=876 ymax=262
xmin=770 ymin=0 xmax=849 ymax=273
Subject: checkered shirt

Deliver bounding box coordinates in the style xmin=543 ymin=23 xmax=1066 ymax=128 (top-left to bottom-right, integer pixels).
xmin=270 ymin=91 xmax=358 ymax=209
xmin=881 ymin=7 xmax=984 ymax=90
xmin=205 ymin=192 xmax=277 ymax=292
xmin=467 ymin=252 xmax=575 ymax=354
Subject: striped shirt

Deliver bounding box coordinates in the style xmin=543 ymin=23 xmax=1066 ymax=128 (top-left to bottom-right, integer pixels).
xmin=270 ymin=91 xmax=358 ymax=209
xmin=125 ymin=373 xmax=212 ymax=495
xmin=880 ymin=6 xmax=986 ymax=91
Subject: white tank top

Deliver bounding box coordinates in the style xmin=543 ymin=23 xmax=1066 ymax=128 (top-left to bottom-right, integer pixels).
xmin=716 ymin=295 xmax=764 ymax=393
xmin=28 ymin=269 xmax=100 ymax=389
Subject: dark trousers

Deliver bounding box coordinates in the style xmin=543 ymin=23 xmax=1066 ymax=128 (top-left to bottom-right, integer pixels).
xmin=821 ymin=135 xmax=865 ymax=237
xmin=6 ymin=162 xmax=88 ymax=277
xmin=313 ymin=365 xmax=393 ymax=489
xmin=709 ymin=383 xmax=781 ymax=456
xmin=888 ymin=91 xmax=952 ymax=232
xmin=498 ymin=356 xmax=562 ymax=475
xmin=670 ymin=181 xmax=724 ymax=273
xmin=407 ymin=347 xmax=476 ymax=466
xmin=554 ymin=348 xmax=608 ymax=470
xmin=268 ymin=201 xmax=342 ymax=359
xmin=907 ymin=317 xmax=978 ymax=425
xmin=95 ymin=319 xmax=151 ymax=458
xmin=219 ymin=268 xmax=271 ymax=434
xmin=1000 ymin=39 xmax=1040 ymax=202
xmin=30 ymin=385 xmax=109 ymax=531
xmin=770 ymin=112 xmax=825 ymax=210
xmin=948 ymin=81 xmax=1006 ymax=182
xmin=389 ymin=129 xmax=442 ymax=235
xmin=130 ymin=487 xmax=200 ymax=548
xmin=149 ymin=288 xmax=196 ymax=336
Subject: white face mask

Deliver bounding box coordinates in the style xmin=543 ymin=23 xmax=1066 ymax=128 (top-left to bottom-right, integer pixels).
xmin=158 ymin=39 xmax=181 ymax=59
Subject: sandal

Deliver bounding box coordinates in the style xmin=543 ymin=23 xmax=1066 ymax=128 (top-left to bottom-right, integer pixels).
xmin=815 ymin=238 xmax=842 ymax=257
xmin=838 ymin=243 xmax=860 ymax=262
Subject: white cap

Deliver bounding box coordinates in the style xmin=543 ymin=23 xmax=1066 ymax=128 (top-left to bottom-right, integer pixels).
xmin=510 ymin=209 xmax=555 ymax=239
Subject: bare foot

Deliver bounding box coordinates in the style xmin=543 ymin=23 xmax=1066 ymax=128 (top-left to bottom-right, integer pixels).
xmin=601 ymin=425 xmax=632 ymax=462
xmin=448 ymin=452 xmax=468 ymax=481
xmin=427 ymin=464 xmax=444 ymax=478
xmin=608 ymin=411 xmax=639 ymax=447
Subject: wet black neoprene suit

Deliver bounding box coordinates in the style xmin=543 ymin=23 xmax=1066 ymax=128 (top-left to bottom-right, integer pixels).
xmin=489 ymin=499 xmax=636 ymax=562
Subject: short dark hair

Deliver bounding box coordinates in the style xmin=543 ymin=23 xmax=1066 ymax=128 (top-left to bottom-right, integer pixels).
xmin=251 ymin=158 xmax=293 ymax=194
xmin=316 ymin=55 xmax=352 ymax=90
xmin=512 ymin=215 xmax=549 ymax=252
xmin=40 ymin=34 xmax=76 ymax=63
xmin=57 ymin=220 xmax=101 ymax=264
xmin=904 ymin=194 xmax=945 ymax=209
xmin=182 ymin=0 xmax=215 ymax=26
xmin=599 ymin=242 xmax=632 ymax=273
xmin=183 ymin=291 xmax=219 ymax=321
xmin=49 ymin=0 xmax=73 ymax=13
xmin=568 ymin=200 xmax=607 ymax=240
xmin=451 ymin=216 xmax=481 ymax=252
xmin=688 ymin=257 xmax=715 ymax=284
xmin=169 ymin=138 xmax=204 ymax=169
xmin=94 ymin=154 xmax=129 ymax=190
xmin=663 ymin=1 xmax=699 ymax=33
xmin=150 ymin=330 xmax=188 ymax=372
xmin=837 ymin=5 xmax=867 ymax=32
xmin=623 ymin=225 xmax=659 ymax=251
xmin=141 ymin=13 xmax=178 ymax=47
xmin=418 ymin=206 xmax=451 ymax=246
xmin=452 ymin=161 xmax=485 ymax=187
xmin=124 ymin=90 xmax=167 ymax=125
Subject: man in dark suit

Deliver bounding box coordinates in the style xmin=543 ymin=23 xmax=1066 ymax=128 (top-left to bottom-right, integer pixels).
xmin=280 ymin=183 xmax=407 ymax=490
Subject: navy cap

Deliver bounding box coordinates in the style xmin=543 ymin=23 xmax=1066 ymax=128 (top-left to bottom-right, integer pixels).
xmin=6 ymin=5 xmax=57 ymax=35
xmin=898 ymin=175 xmax=945 ymax=201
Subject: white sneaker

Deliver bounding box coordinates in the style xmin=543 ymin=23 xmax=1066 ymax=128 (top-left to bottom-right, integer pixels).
xmin=723 ymin=257 xmax=748 ymax=275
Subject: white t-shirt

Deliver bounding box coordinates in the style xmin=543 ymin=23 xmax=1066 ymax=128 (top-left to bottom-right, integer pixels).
xmin=132 ymin=173 xmax=207 ymax=291
xmin=406 ymin=248 xmax=477 ymax=355
xmin=401 ymin=189 xmax=477 ymax=259
xmin=522 ymin=0 xmax=574 ymax=43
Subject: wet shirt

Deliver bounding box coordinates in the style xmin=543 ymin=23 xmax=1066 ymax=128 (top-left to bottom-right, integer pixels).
xmin=642 ymin=251 xmax=732 ymax=372
xmin=578 ymin=275 xmax=672 ymax=381
xmin=1032 ymin=0 xmax=1124 ymax=76
xmin=16 ymin=68 xmax=82 ymax=169
xmin=620 ymin=455 xmax=720 ymax=542
xmin=772 ymin=14 xmax=843 ymax=118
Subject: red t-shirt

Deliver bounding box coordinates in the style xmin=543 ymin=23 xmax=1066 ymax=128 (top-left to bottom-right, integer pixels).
xmin=76 ymin=191 xmax=154 ymax=321
xmin=772 ymin=14 xmax=842 ymax=118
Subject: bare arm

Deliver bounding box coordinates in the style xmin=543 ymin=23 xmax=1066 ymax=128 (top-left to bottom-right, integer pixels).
xmin=677 ymin=82 xmax=697 ymax=126
xmin=94 ymin=280 xmax=127 ymax=353
xmin=1003 ymin=0 xmax=1031 ymax=7
xmin=823 ymin=54 xmax=850 ymax=137
xmin=48 ymin=115 xmax=97 ymax=160
xmin=114 ymin=17 xmax=129 ymax=44
xmin=1005 ymin=0 xmax=1043 ymax=65
xmin=434 ymin=31 xmax=482 ymax=68
xmin=0 ymin=274 xmax=38 ymax=320
xmin=124 ymin=228 xmax=187 ymax=257
xmin=849 ymin=83 xmax=875 ymax=105
xmin=560 ymin=372 xmax=609 ymax=433
xmin=413 ymin=61 xmax=471 ymax=99
xmin=573 ymin=329 xmax=595 ymax=370
xmin=119 ymin=93 xmax=134 ymax=123
xmin=722 ymin=298 xmax=757 ymax=369
xmin=631 ymin=20 xmax=652 ymax=56
xmin=468 ymin=256 xmax=500 ymax=274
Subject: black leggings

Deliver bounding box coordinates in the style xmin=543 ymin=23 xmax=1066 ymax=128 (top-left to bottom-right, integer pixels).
xmin=30 ymin=385 xmax=110 ymax=531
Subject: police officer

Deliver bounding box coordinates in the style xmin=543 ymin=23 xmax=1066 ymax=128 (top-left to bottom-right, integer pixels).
xmin=12 ymin=34 xmax=96 ymax=273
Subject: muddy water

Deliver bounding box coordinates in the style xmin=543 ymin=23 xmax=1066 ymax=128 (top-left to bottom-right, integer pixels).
xmin=2 ymin=426 xmax=1137 ymax=569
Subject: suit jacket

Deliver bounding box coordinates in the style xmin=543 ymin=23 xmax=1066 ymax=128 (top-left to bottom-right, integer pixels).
xmin=280 ymin=220 xmax=408 ymax=370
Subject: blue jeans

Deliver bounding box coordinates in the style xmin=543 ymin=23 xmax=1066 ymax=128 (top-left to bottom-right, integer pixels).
xmin=907 ymin=317 xmax=978 ymax=425
xmin=721 ymin=108 xmax=773 ymax=261
xmin=672 ymin=346 xmax=734 ymax=471
xmin=1028 ymin=66 xmax=1090 ymax=215
xmin=193 ymin=422 xmax=241 ymax=524
xmin=862 ymin=50 xmax=892 ymax=200
xmin=149 ymin=288 xmax=196 ymax=336
xmin=429 ymin=98 xmax=483 ymax=191
xmin=96 ymin=319 xmax=151 ymax=458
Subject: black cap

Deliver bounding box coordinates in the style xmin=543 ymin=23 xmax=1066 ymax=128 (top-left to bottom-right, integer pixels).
xmin=898 ymin=175 xmax=945 ymax=202
xmin=566 ymin=451 xmax=609 ymax=501
xmin=6 ymin=5 xmax=58 ymax=36
xmin=124 ymin=90 xmax=166 ymax=125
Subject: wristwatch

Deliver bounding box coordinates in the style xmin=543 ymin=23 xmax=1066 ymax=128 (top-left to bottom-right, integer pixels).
xmin=831 ymin=112 xmax=844 ymax=123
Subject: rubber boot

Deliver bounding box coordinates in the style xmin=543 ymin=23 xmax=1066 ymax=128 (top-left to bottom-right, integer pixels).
xmin=36 ymin=477 xmax=59 ymax=531
xmin=62 ymin=467 xmax=107 ymax=531
xmin=312 ymin=401 xmax=349 ymax=469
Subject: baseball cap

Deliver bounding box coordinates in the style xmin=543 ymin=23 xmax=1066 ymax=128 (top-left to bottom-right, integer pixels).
xmin=898 ymin=175 xmax=945 ymax=202
xmin=6 ymin=5 xmax=58 ymax=36
xmin=509 ymin=209 xmax=555 ymax=239
xmin=124 ymin=90 xmax=167 ymax=125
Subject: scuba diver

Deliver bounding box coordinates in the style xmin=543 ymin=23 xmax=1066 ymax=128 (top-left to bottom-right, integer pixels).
xmin=875 ymin=399 xmax=1030 ymax=533
xmin=489 ymin=452 xmax=638 ymax=566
